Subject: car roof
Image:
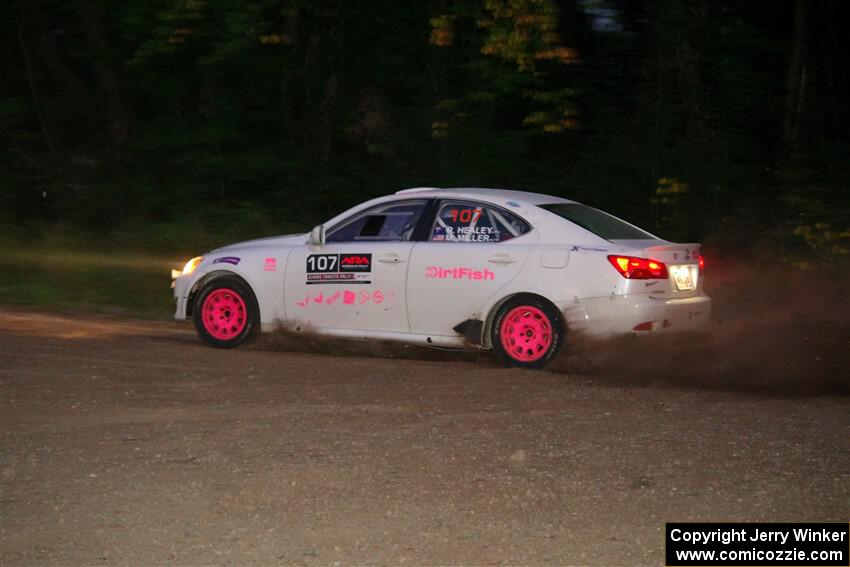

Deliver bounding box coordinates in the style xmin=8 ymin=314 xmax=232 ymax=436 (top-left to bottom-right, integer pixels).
xmin=320 ymin=187 xmax=608 ymax=247
xmin=394 ymin=187 xmax=576 ymax=207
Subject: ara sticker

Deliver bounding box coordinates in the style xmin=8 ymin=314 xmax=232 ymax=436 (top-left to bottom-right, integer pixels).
xmin=264 ymin=257 xmax=277 ymax=271
xmin=306 ymin=253 xmax=372 ymax=284
xmin=213 ymin=256 xmax=240 ymax=266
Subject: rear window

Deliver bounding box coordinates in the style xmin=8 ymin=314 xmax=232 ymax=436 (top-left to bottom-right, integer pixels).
xmin=540 ymin=203 xmax=654 ymax=240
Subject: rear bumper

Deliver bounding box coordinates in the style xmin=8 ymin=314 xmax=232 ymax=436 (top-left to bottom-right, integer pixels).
xmin=561 ymin=293 xmax=711 ymax=336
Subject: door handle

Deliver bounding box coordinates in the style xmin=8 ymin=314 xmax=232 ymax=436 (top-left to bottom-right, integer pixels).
xmin=486 ymin=254 xmax=518 ymax=264
xmin=377 ymin=254 xmax=405 ymax=264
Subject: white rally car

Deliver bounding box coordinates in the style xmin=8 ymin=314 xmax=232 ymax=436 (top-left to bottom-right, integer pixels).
xmin=172 ymin=188 xmax=710 ymax=368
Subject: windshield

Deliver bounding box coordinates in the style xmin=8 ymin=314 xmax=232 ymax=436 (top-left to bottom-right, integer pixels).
xmin=539 ymin=203 xmax=655 ymax=240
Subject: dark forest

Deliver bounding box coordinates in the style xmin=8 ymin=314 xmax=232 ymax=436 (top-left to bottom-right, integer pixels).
xmin=1 ymin=6 xmax=849 ymax=563
xmin=3 ymin=0 xmax=849 ymax=259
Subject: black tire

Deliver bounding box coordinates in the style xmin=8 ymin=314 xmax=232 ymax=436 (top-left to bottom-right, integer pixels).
xmin=192 ymin=276 xmax=259 ymax=348
xmin=490 ymin=295 xmax=564 ymax=369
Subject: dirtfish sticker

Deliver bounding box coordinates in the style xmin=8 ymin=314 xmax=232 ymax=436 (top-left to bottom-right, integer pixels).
xmin=306 ymin=253 xmax=372 ymax=284
xmin=425 ymin=266 xmax=495 ymax=280
xmin=213 ymin=256 xmax=240 ymax=266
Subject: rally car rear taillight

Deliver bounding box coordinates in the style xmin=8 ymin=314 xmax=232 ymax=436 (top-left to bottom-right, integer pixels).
xmin=607 ymin=255 xmax=669 ymax=279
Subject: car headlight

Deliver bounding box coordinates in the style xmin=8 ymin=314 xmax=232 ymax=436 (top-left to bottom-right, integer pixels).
xmin=181 ymin=256 xmax=204 ymax=276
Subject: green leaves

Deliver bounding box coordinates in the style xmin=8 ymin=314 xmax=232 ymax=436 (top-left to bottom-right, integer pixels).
xmin=3 ymin=0 xmax=848 ymax=264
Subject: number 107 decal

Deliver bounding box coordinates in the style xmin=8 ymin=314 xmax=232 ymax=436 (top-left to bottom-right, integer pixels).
xmin=307 ymin=254 xmax=338 ymax=273
xmin=448 ymin=208 xmax=482 ymax=223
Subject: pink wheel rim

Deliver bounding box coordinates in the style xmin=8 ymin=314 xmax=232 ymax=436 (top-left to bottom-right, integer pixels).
xmin=499 ymin=306 xmax=553 ymax=363
xmin=201 ymin=288 xmax=247 ymax=340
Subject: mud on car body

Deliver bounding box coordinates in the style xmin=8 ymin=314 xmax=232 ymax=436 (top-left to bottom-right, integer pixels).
xmin=172 ymin=187 xmax=711 ymax=369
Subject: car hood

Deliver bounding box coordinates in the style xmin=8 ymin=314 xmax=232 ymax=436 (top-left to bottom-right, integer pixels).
xmin=209 ymin=233 xmax=307 ymax=254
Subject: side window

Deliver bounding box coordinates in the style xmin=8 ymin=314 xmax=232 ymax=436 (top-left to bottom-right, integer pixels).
xmin=430 ymin=201 xmax=530 ymax=243
xmin=326 ymin=200 xmax=427 ymax=243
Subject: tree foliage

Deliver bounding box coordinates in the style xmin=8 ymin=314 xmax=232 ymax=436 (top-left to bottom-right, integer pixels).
xmin=2 ymin=0 xmax=848 ymax=257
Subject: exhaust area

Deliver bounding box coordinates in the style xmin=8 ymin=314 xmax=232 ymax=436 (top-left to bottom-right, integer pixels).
xmin=553 ymin=258 xmax=850 ymax=396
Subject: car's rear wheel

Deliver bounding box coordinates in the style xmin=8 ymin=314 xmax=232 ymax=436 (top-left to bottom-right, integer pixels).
xmin=491 ymin=296 xmax=563 ymax=369
xmin=193 ymin=276 xmax=259 ymax=348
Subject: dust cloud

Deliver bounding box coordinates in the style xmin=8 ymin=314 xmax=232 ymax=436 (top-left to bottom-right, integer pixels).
xmin=555 ymin=258 xmax=850 ymax=396
xmin=259 ymin=258 xmax=850 ymax=396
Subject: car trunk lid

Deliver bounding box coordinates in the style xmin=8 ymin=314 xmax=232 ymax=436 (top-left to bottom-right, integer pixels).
xmin=611 ymin=240 xmax=703 ymax=298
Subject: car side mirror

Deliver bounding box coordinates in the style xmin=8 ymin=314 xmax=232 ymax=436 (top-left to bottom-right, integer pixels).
xmin=309 ymin=224 xmax=326 ymax=246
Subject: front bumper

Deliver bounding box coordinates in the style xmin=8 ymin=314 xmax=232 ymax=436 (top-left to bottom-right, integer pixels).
xmin=172 ymin=275 xmax=192 ymax=321
xmin=562 ymin=293 xmax=711 ymax=336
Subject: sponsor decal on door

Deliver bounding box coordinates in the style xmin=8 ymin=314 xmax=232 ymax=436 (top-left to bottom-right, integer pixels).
xmin=306 ymin=253 xmax=372 ymax=284
xmin=425 ymin=266 xmax=495 ymax=280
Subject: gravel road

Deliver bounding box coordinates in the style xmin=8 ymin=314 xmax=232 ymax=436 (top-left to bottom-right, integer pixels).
xmin=1 ymin=308 xmax=848 ymax=566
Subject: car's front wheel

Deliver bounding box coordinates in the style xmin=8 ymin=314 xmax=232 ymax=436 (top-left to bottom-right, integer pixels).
xmin=491 ymin=296 xmax=563 ymax=369
xmin=193 ymin=276 xmax=259 ymax=348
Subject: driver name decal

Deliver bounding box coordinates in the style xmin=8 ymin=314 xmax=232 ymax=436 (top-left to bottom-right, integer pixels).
xmin=306 ymin=253 xmax=372 ymax=284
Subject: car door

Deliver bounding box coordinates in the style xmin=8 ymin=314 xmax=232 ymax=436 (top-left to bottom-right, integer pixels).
xmin=285 ymin=199 xmax=429 ymax=333
xmin=407 ymin=199 xmax=536 ymax=337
